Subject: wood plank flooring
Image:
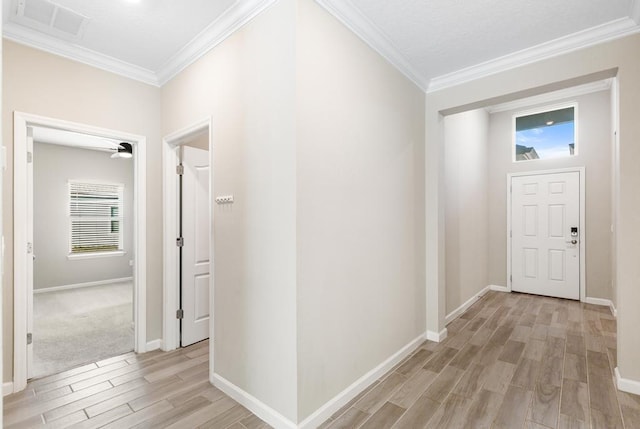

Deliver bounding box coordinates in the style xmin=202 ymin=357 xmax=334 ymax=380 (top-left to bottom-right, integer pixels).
xmin=5 ymin=291 xmax=639 ymax=428
xmin=3 ymin=340 xmax=271 ymax=429
xmin=320 ymin=291 xmax=640 ymax=429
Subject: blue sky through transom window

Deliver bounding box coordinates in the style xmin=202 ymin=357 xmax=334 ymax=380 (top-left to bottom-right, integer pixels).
xmin=514 ymin=106 xmax=576 ymax=161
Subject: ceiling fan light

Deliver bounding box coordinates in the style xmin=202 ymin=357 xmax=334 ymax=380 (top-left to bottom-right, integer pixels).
xmin=112 ymin=142 xmax=133 ymax=159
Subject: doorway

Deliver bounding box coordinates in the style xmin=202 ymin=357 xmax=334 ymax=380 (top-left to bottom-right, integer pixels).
xmin=31 ymin=137 xmax=135 ymax=378
xmin=442 ymin=82 xmax=611 ymax=329
xmin=162 ymin=118 xmax=213 ymax=356
xmin=13 ymin=112 xmax=148 ymax=393
xmin=508 ymin=169 xmax=585 ymax=300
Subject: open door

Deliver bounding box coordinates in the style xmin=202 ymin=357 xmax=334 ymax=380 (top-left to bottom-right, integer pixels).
xmin=26 ymin=127 xmax=34 ymax=378
xmin=180 ymin=145 xmax=210 ymax=346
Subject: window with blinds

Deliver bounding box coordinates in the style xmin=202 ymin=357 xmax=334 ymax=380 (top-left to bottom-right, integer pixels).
xmin=69 ymin=181 xmax=124 ymax=254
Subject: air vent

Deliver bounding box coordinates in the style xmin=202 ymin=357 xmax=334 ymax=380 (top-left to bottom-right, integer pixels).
xmin=21 ymin=0 xmax=55 ymax=25
xmin=52 ymin=7 xmax=85 ymax=35
xmin=14 ymin=0 xmax=89 ymax=40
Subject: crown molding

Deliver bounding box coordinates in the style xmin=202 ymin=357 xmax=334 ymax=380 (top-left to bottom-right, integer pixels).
xmin=486 ymin=79 xmax=612 ymax=114
xmin=3 ymin=0 xmax=278 ymax=88
xmin=314 ymin=0 xmax=428 ymax=91
xmin=3 ymin=21 xmax=159 ymax=86
xmin=156 ymin=0 xmax=277 ymax=86
xmin=427 ymin=17 xmax=640 ymax=93
xmin=4 ymin=0 xmax=638 ymax=93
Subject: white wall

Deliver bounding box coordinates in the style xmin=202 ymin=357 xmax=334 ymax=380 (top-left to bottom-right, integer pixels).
xmin=487 ymin=90 xmax=612 ymax=300
xmin=162 ymin=0 xmax=426 ymax=422
xmin=444 ymin=109 xmax=489 ymax=315
xmin=296 ymin=0 xmax=426 ymax=420
xmin=162 ymin=0 xmax=298 ymax=421
xmin=3 ymin=40 xmax=162 ymax=381
xmin=33 ymin=142 xmax=134 ymax=290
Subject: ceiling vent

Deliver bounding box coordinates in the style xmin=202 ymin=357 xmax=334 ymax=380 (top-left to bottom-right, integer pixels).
xmin=13 ymin=0 xmax=89 ymax=40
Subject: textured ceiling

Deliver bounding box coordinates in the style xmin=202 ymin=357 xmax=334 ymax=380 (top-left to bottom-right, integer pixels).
xmin=349 ymin=0 xmax=633 ymax=81
xmin=3 ymin=0 xmax=640 ymax=90
xmin=4 ymin=0 xmax=236 ymax=71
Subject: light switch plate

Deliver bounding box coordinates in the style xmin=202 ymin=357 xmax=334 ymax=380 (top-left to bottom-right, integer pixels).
xmin=216 ymin=195 xmax=234 ymax=204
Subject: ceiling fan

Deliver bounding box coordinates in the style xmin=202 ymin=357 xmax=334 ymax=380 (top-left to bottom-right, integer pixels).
xmin=111 ymin=142 xmax=133 ymax=159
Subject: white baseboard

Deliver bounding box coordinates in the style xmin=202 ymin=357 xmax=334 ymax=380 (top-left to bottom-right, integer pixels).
xmin=426 ymin=328 xmax=448 ymax=342
xmin=297 ymin=334 xmax=426 ymax=429
xmin=212 ymin=334 xmax=426 ymax=429
xmin=584 ymin=297 xmax=617 ymax=318
xmin=446 ymin=286 xmax=490 ymax=325
xmin=490 ymin=284 xmax=510 ymax=293
xmin=615 ymin=367 xmax=640 ymax=395
xmin=584 ymin=297 xmax=611 ymax=306
xmin=34 ymin=277 xmax=133 ymax=294
xmin=146 ymin=339 xmax=162 ymax=352
xmin=212 ymin=373 xmax=297 ymax=429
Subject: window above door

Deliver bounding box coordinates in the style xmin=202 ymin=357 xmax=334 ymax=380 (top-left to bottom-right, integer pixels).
xmin=513 ymin=104 xmax=577 ymax=162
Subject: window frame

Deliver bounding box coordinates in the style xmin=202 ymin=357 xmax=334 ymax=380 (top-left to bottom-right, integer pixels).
xmin=512 ymin=102 xmax=578 ymax=163
xmin=67 ymin=180 xmax=126 ymax=259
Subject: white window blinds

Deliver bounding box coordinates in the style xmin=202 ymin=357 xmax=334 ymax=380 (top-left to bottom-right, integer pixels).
xmin=69 ymin=181 xmax=124 ymax=254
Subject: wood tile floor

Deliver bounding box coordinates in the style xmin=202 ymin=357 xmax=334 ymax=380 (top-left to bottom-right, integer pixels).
xmin=5 ymin=291 xmax=640 ymax=428
xmin=320 ymin=291 xmax=640 ymax=429
xmin=3 ymin=340 xmax=271 ymax=429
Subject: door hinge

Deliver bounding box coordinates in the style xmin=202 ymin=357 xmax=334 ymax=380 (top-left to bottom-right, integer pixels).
xmin=510 ymin=230 xmax=512 ymax=238
xmin=176 ymin=164 xmax=184 ymax=175
xmin=27 ymin=333 xmax=32 ymax=345
xmin=176 ymin=237 xmax=184 ymax=247
xmin=510 ymin=275 xmax=512 ymax=282
xmin=27 ymin=151 xmax=33 ymax=163
xmin=27 ymin=242 xmax=33 ymax=254
xmin=176 ymin=309 xmax=184 ymax=319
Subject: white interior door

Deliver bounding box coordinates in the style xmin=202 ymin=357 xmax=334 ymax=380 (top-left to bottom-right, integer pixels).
xmin=511 ymin=171 xmax=580 ymax=300
xmin=27 ymin=127 xmax=34 ymax=378
xmin=181 ymin=145 xmax=210 ymax=346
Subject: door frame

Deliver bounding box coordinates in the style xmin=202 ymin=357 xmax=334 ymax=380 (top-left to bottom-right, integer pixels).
xmin=13 ymin=111 xmax=148 ymax=392
xmin=161 ymin=118 xmax=213 ymax=358
xmin=506 ymin=167 xmax=586 ymax=302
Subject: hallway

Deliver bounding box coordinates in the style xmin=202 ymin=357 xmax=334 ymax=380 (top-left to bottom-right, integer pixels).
xmin=321 ymin=291 xmax=638 ymax=428
xmin=4 ymin=291 xmax=639 ymax=428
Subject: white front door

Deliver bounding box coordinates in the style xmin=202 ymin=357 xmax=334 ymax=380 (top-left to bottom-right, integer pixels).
xmin=181 ymin=145 xmax=210 ymax=346
xmin=511 ymin=171 xmax=581 ymax=300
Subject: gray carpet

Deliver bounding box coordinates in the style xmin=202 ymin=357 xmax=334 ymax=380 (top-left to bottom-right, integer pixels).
xmin=32 ymin=283 xmax=134 ymax=379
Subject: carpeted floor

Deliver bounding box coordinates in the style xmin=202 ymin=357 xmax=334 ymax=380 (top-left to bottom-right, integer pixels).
xmin=32 ymin=282 xmax=134 ymax=379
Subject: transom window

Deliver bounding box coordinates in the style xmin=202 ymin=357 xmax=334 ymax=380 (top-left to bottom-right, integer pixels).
xmin=69 ymin=181 xmax=124 ymax=254
xmin=514 ymin=104 xmax=577 ymax=162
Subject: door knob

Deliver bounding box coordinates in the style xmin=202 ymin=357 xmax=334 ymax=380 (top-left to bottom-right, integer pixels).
xmin=566 ymin=239 xmax=577 ymax=245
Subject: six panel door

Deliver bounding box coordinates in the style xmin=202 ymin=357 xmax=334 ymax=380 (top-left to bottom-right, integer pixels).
xmin=511 ymin=172 xmax=580 ymax=300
